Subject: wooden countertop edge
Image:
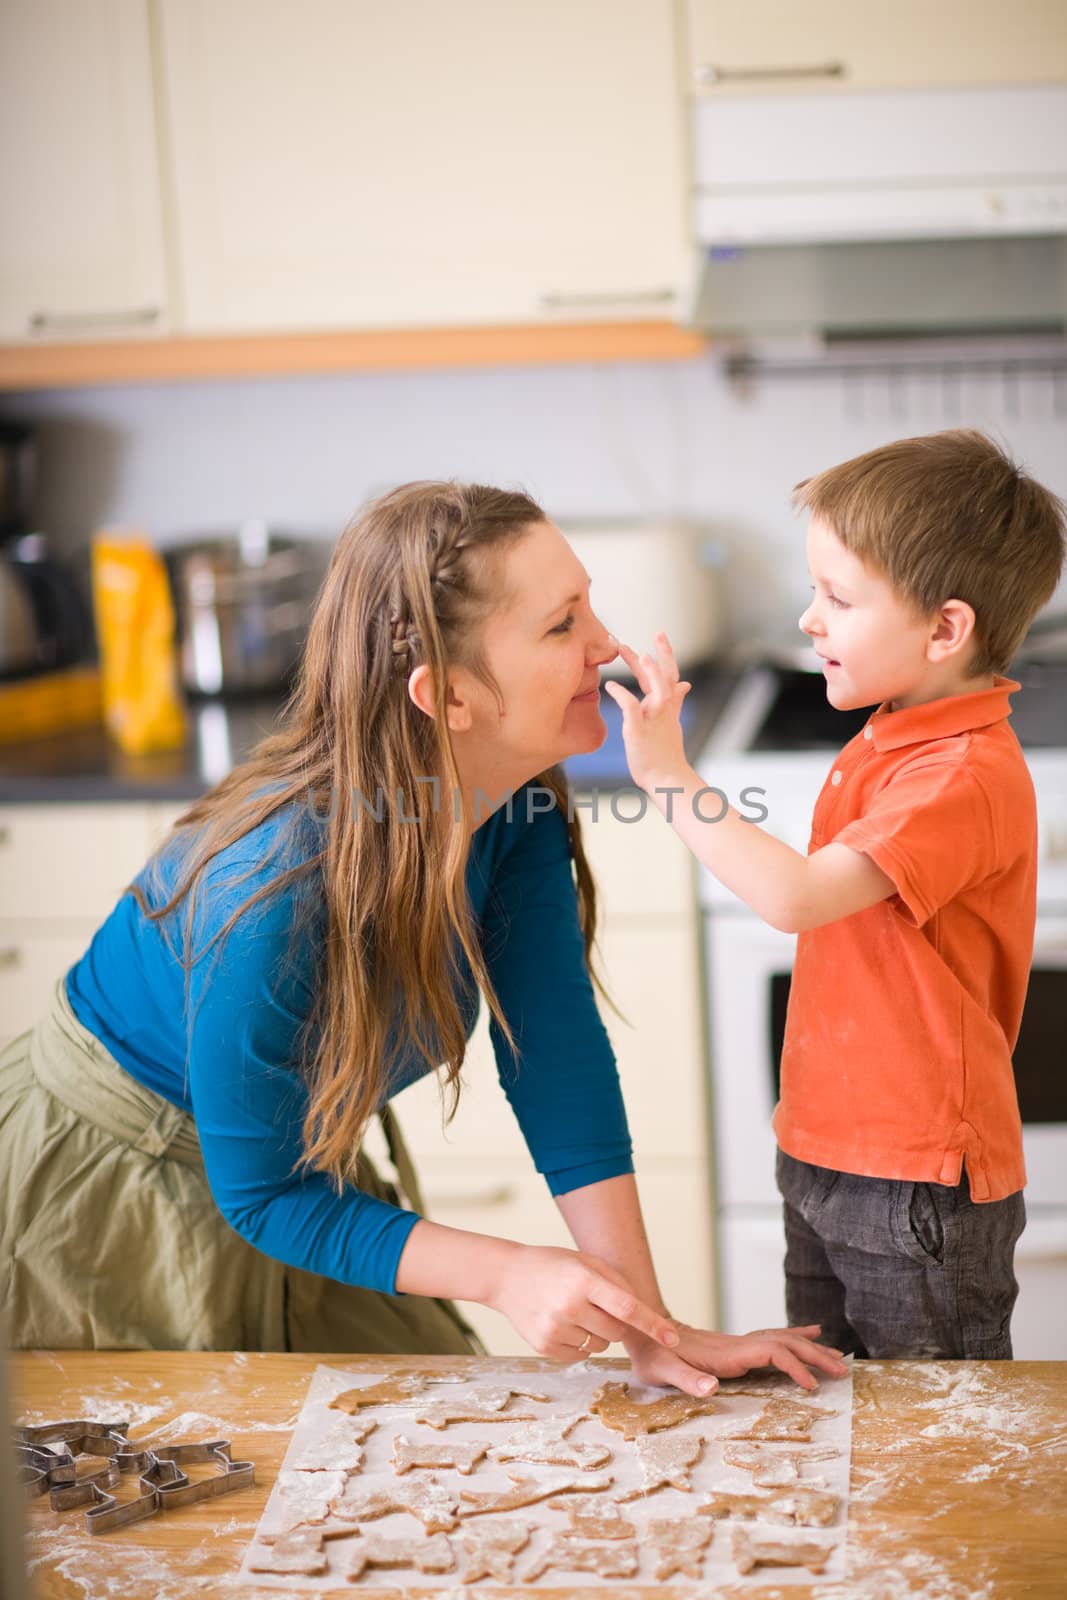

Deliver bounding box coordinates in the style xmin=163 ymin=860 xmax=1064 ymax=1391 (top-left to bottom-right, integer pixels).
xmin=0 ymin=321 xmax=708 ymax=390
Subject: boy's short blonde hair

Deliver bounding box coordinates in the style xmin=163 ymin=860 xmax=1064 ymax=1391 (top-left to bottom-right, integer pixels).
xmin=794 ymin=430 xmax=1066 ymax=675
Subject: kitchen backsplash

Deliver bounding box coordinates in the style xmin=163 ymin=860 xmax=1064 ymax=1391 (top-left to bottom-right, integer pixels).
xmin=3 ymin=355 xmax=1065 ymax=651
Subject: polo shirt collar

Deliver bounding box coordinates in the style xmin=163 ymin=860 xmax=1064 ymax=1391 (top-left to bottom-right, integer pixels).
xmin=866 ymin=676 xmax=1019 ymax=752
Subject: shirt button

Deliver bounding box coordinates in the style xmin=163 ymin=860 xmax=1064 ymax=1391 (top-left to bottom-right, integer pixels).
xmin=831 ymin=770 xmax=843 ymax=786
xmin=863 ymin=725 xmax=873 ymax=740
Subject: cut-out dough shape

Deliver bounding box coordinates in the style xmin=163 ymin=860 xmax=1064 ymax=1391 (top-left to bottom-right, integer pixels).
xmin=618 ymin=1431 xmax=705 ymax=1500
xmin=414 ymin=1391 xmax=542 ymax=1430
xmin=548 ymin=1493 xmax=636 ymax=1540
xmin=726 ymin=1395 xmax=837 ymax=1442
xmin=723 ymin=1441 xmax=839 ymax=1487
xmin=648 ymin=1516 xmax=714 ymax=1580
xmin=700 ymin=1486 xmax=839 ymax=1527
xmin=488 ymin=1412 xmax=611 ymax=1470
xmin=590 ymin=1380 xmax=716 ymax=1439
xmin=717 ymin=1375 xmax=820 ymax=1397
xmin=522 ymin=1532 xmax=639 ymax=1583
xmin=731 ymin=1526 xmax=835 ymax=1576
xmin=274 ymin=1469 xmax=347 ymax=1528
xmin=459 ymin=1468 xmax=614 ymax=1519
xmin=342 ymin=1531 xmax=455 ymax=1582
xmin=330 ymin=1474 xmax=461 ymax=1534
xmin=392 ymin=1434 xmax=487 ymax=1475
xmin=459 ymin=1519 xmax=533 ymax=1582
xmin=328 ymin=1369 xmax=464 ymax=1414
xmin=248 ymin=1528 xmax=327 ymax=1575
xmin=288 ymin=1418 xmax=377 ymax=1472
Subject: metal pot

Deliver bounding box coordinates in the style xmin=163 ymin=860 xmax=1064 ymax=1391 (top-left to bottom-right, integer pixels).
xmin=165 ymin=521 xmax=324 ymax=696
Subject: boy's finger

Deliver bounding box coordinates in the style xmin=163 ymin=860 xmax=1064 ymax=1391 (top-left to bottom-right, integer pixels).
xmin=654 ymin=631 xmax=680 ymax=684
xmin=618 ymin=642 xmax=652 ymax=695
xmin=603 ymin=681 xmax=638 ymax=716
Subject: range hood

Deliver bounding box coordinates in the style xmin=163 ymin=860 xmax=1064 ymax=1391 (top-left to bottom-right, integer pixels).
xmin=687 ymin=85 xmax=1067 ymax=342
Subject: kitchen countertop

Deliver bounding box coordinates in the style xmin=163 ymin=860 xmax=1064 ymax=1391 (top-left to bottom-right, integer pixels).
xmin=11 ymin=1351 xmax=1067 ymax=1598
xmin=0 ymin=665 xmax=741 ymax=804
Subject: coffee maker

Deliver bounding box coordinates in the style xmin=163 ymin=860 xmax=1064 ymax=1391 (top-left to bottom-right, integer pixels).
xmin=0 ymin=421 xmax=93 ymax=680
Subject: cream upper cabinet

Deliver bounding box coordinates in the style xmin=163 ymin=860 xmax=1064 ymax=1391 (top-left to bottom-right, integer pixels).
xmin=685 ymin=1 xmax=1067 ymax=95
xmin=0 ymin=0 xmax=171 ymax=342
xmin=156 ymin=0 xmax=689 ymax=333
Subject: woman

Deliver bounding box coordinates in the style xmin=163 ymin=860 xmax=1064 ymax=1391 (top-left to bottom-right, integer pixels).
xmin=1 ymin=482 xmax=843 ymax=1394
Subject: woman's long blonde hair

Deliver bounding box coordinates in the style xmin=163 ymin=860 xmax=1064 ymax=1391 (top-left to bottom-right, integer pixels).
xmin=138 ymin=482 xmax=600 ymax=1185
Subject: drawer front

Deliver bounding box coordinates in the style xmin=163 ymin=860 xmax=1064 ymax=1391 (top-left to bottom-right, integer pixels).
xmin=0 ymin=804 xmax=151 ymax=921
xmin=0 ymin=928 xmax=96 ymax=1044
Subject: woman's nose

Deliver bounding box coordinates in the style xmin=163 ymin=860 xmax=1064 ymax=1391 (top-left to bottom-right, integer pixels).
xmin=589 ymin=616 xmax=618 ymax=666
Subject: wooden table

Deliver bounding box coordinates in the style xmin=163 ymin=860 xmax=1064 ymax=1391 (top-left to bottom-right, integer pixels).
xmin=11 ymin=1353 xmax=1067 ymax=1598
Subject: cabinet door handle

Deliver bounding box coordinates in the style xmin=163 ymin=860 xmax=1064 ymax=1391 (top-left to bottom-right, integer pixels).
xmin=694 ymin=60 xmax=846 ymax=86
xmin=28 ymin=307 xmax=161 ymax=333
xmin=423 ymin=1184 xmax=516 ymax=1210
xmin=0 ymin=947 xmax=22 ymax=970
xmin=538 ymin=288 xmax=676 ymax=310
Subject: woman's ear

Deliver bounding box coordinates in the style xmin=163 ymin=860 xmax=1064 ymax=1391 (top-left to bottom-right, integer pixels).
xmin=928 ymin=598 xmax=977 ymax=663
xmin=407 ymin=664 xmax=474 ymax=731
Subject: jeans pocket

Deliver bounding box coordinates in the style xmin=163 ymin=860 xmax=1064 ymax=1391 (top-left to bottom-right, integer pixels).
xmin=896 ymin=1182 xmax=949 ymax=1265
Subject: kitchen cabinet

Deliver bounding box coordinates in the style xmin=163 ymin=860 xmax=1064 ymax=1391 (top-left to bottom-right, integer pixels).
xmin=685 ymin=0 xmax=1067 ymax=95
xmin=0 ymin=801 xmax=155 ymax=1042
xmin=390 ymin=804 xmax=714 ymax=1355
xmin=0 ymin=0 xmax=171 ymax=343
xmin=155 ymin=0 xmax=689 ymax=334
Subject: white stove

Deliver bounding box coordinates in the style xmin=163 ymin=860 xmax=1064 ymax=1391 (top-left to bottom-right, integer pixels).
xmin=697 ymin=662 xmax=1067 ymax=1358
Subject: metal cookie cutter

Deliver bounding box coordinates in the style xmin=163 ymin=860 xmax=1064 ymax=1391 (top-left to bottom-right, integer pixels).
xmin=15 ymin=1442 xmax=76 ymax=1499
xmin=153 ymin=1440 xmax=255 ymax=1509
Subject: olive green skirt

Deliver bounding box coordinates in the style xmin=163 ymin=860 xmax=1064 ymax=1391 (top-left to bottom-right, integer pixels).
xmin=0 ymin=979 xmax=478 ymax=1355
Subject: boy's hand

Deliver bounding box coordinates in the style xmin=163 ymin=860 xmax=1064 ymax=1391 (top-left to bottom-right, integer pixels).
xmin=624 ymin=1322 xmax=848 ymax=1396
xmin=603 ymin=633 xmax=692 ymax=793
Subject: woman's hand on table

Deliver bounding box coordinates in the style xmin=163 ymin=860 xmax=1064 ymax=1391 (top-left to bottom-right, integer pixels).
xmin=624 ymin=1322 xmax=849 ymax=1396
xmin=487 ymin=1243 xmax=681 ymax=1362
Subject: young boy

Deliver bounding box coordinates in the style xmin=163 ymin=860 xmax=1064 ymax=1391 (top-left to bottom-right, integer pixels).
xmin=606 ymin=429 xmax=1066 ymax=1360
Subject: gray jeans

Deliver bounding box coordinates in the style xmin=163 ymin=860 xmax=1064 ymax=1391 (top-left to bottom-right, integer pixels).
xmin=776 ymin=1149 xmax=1026 ymax=1360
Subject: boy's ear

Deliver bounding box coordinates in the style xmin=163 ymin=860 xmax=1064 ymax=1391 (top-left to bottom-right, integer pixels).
xmin=927 ymin=598 xmax=977 ymax=662
xmin=407 ymin=663 xmax=473 ymax=732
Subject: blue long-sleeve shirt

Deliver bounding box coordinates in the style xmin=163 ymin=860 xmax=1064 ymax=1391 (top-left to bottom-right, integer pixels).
xmin=66 ymin=785 xmax=633 ymax=1294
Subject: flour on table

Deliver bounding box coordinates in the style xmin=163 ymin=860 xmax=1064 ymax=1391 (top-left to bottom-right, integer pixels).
xmin=238 ymin=1361 xmax=853 ymax=1588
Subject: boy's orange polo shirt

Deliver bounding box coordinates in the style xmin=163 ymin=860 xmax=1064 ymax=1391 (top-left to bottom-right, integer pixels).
xmin=773 ymin=677 xmax=1034 ymax=1203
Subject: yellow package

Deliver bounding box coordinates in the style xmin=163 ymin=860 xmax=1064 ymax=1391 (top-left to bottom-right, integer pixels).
xmin=91 ymin=532 xmax=186 ymax=754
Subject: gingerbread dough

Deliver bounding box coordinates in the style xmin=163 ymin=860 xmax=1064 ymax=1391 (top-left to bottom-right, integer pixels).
xmin=590 ymin=1380 xmax=716 ymax=1439
xmin=288 ymin=1417 xmax=377 ymax=1472
xmin=618 ymin=1431 xmax=705 ymax=1500
xmin=648 ymin=1516 xmax=714 ymax=1580
xmin=458 ymin=1519 xmax=533 ymax=1582
xmin=414 ymin=1387 xmax=545 ymax=1430
xmin=248 ymin=1529 xmax=328 ymax=1576
xmin=459 ymin=1468 xmax=614 ymax=1518
xmin=548 ymin=1493 xmax=636 ymax=1540
xmin=731 ymin=1526 xmax=834 ymax=1576
xmin=488 ymin=1412 xmax=611 ymax=1471
xmin=700 ymin=1486 xmax=839 ymax=1527
xmin=274 ymin=1469 xmax=347 ymax=1528
xmin=341 ymin=1531 xmax=455 ymax=1582
xmin=723 ymin=1441 xmax=839 ymax=1487
xmin=726 ymin=1395 xmax=837 ymax=1442
xmin=330 ymin=1475 xmax=461 ymax=1534
xmin=328 ymin=1370 xmax=462 ymax=1413
xmin=522 ymin=1533 xmax=639 ymax=1583
xmin=392 ymin=1434 xmax=488 ymax=1475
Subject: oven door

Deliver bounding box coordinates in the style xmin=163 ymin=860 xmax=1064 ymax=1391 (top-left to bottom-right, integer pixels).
xmin=704 ymin=911 xmax=795 ymax=1210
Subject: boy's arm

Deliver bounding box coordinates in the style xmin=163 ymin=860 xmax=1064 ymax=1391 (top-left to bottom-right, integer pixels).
xmin=605 ymin=635 xmax=896 ymax=935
